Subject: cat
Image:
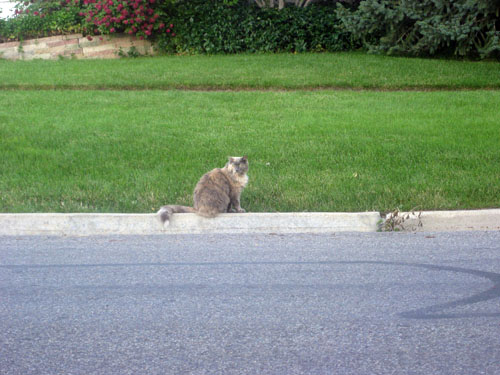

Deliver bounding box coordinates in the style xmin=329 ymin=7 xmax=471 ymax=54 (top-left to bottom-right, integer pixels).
xmin=158 ymin=156 xmax=249 ymax=226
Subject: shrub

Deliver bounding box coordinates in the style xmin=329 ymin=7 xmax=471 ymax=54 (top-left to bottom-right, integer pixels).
xmin=242 ymin=5 xmax=351 ymax=53
xmin=0 ymin=0 xmax=175 ymax=42
xmin=156 ymin=0 xmax=354 ymax=54
xmin=336 ymin=0 xmax=500 ymax=59
xmin=80 ymin=0 xmax=174 ymax=40
xmin=0 ymin=0 xmax=83 ymax=42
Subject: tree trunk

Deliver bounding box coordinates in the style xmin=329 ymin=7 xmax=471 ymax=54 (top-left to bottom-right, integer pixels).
xmin=254 ymin=0 xmax=315 ymax=9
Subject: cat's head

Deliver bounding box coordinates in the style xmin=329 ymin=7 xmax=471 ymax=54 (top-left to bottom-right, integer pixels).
xmin=227 ymin=156 xmax=249 ymax=175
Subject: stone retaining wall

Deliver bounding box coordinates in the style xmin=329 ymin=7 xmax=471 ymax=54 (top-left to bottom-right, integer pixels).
xmin=0 ymin=33 xmax=156 ymax=60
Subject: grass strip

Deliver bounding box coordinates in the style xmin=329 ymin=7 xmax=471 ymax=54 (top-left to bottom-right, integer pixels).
xmin=1 ymin=90 xmax=499 ymax=213
xmin=1 ymin=52 xmax=499 ymax=90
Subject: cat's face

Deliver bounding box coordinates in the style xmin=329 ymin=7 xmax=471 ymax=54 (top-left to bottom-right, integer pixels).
xmin=228 ymin=156 xmax=249 ymax=175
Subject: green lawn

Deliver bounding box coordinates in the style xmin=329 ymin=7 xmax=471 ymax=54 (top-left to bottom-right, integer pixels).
xmin=1 ymin=52 xmax=500 ymax=89
xmin=1 ymin=89 xmax=499 ymax=213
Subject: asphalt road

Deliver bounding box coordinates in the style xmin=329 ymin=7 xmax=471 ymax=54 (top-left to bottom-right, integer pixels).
xmin=1 ymin=231 xmax=499 ymax=375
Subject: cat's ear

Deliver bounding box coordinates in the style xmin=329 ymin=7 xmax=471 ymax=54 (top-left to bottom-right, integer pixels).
xmin=242 ymin=156 xmax=248 ymax=162
xmin=228 ymin=157 xmax=235 ymax=163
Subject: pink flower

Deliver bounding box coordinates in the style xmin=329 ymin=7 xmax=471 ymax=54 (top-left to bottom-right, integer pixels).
xmin=171 ymin=33 xmax=175 ymax=36
xmin=170 ymin=24 xmax=173 ymax=28
xmin=159 ymin=23 xmax=164 ymax=29
xmin=166 ymin=28 xmax=170 ymax=33
xmin=110 ymin=27 xmax=115 ymax=32
xmin=87 ymin=35 xmax=93 ymax=41
xmin=33 ymin=11 xmax=39 ymax=15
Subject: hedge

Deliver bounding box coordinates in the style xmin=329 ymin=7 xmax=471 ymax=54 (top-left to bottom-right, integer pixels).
xmin=155 ymin=0 xmax=353 ymax=54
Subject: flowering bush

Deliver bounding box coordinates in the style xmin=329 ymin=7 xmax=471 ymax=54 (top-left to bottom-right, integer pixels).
xmin=80 ymin=0 xmax=174 ymax=40
xmin=0 ymin=0 xmax=174 ymax=43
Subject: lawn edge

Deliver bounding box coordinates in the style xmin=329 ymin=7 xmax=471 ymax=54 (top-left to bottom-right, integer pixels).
xmin=1 ymin=84 xmax=500 ymax=92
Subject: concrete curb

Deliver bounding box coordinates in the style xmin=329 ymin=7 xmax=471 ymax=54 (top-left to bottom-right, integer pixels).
xmin=0 ymin=210 xmax=498 ymax=236
xmin=384 ymin=209 xmax=500 ymax=232
xmin=0 ymin=212 xmax=380 ymax=236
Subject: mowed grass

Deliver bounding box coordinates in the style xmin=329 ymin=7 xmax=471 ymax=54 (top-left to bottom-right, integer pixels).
xmin=1 ymin=52 xmax=499 ymax=89
xmin=1 ymin=90 xmax=499 ymax=213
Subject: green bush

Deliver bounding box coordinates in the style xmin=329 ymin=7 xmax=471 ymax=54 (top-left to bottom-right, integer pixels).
xmin=0 ymin=0 xmax=83 ymax=42
xmin=336 ymin=0 xmax=500 ymax=59
xmin=156 ymin=0 xmax=354 ymax=54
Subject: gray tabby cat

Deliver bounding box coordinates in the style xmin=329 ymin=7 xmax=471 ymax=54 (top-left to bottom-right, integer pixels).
xmin=158 ymin=156 xmax=249 ymax=226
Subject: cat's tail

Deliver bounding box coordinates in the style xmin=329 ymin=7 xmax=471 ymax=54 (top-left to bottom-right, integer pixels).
xmin=157 ymin=205 xmax=196 ymax=227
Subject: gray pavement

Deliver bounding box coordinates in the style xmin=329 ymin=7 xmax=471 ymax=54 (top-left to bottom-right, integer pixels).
xmin=1 ymin=231 xmax=500 ymax=375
